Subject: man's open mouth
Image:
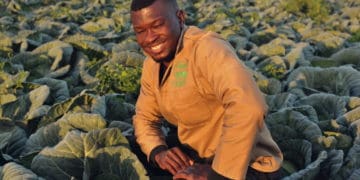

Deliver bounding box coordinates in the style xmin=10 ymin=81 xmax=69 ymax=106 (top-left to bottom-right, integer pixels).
xmin=149 ymin=42 xmax=165 ymax=54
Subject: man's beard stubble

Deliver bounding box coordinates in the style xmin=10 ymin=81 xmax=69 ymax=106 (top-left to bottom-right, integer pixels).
xmin=153 ymin=49 xmax=176 ymax=64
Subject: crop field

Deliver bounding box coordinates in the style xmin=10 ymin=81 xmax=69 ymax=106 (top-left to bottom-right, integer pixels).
xmin=0 ymin=0 xmax=360 ymax=179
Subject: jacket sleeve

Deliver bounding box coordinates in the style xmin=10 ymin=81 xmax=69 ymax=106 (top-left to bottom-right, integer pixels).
xmin=195 ymin=35 xmax=268 ymax=179
xmin=133 ymin=59 xmax=167 ymax=160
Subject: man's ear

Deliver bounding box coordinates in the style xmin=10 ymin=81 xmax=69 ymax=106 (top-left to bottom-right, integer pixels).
xmin=176 ymin=9 xmax=185 ymax=25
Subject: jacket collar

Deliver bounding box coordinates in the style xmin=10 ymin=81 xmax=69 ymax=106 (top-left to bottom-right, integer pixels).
xmin=175 ymin=24 xmax=188 ymax=55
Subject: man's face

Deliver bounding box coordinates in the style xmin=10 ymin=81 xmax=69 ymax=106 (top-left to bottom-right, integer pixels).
xmin=131 ymin=0 xmax=184 ymax=63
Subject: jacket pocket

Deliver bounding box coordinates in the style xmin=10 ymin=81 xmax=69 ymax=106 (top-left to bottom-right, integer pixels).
xmin=170 ymin=88 xmax=211 ymax=128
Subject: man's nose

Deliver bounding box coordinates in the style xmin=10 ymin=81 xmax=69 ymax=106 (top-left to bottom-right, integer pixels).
xmin=144 ymin=29 xmax=158 ymax=44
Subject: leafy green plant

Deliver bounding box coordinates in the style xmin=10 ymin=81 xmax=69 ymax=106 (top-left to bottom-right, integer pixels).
xmin=95 ymin=63 xmax=141 ymax=95
xmin=282 ymin=0 xmax=330 ymax=22
xmin=260 ymin=63 xmax=287 ymax=79
xmin=1 ymin=0 xmax=360 ymax=179
xmin=349 ymin=30 xmax=360 ymax=42
xmin=0 ymin=47 xmax=13 ymax=58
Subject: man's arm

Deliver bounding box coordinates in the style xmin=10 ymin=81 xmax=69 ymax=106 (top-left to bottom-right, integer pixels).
xmin=194 ymin=34 xmax=267 ymax=179
xmin=133 ymin=59 xmax=193 ymax=174
xmin=133 ymin=59 xmax=167 ymax=159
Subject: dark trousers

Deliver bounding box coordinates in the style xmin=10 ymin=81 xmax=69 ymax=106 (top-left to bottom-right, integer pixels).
xmin=126 ymin=128 xmax=282 ymax=180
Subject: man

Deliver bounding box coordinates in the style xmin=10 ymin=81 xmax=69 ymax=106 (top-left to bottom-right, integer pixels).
xmin=129 ymin=0 xmax=283 ymax=179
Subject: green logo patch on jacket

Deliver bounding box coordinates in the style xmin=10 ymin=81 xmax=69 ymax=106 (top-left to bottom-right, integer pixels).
xmin=173 ymin=62 xmax=188 ymax=87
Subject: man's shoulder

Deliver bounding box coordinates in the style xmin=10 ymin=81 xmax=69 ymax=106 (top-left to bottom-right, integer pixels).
xmin=184 ymin=26 xmax=224 ymax=44
xmin=184 ymin=26 xmax=231 ymax=55
xmin=142 ymin=57 xmax=157 ymax=69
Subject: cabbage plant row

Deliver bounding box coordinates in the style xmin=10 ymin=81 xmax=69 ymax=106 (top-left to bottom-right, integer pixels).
xmin=0 ymin=0 xmax=360 ymax=179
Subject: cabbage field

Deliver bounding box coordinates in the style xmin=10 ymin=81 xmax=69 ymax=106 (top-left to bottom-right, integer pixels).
xmin=0 ymin=0 xmax=360 ymax=179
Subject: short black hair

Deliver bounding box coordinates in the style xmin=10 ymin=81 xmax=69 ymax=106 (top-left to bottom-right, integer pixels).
xmin=130 ymin=0 xmax=178 ymax=11
xmin=131 ymin=0 xmax=156 ymax=11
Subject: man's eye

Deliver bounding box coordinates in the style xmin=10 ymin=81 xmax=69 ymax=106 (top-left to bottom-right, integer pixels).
xmin=153 ymin=22 xmax=164 ymax=28
xmin=136 ymin=30 xmax=145 ymax=34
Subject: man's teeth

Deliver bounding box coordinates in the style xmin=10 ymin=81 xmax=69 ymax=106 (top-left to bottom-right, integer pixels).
xmin=151 ymin=44 xmax=162 ymax=50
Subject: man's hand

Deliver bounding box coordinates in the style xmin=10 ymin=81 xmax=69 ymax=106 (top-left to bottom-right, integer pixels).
xmin=155 ymin=147 xmax=194 ymax=175
xmin=173 ymin=163 xmax=211 ymax=180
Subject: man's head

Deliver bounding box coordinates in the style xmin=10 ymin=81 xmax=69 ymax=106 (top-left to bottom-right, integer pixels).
xmin=130 ymin=0 xmax=185 ymax=64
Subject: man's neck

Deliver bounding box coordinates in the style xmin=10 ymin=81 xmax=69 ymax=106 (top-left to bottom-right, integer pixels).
xmin=162 ymin=62 xmax=170 ymax=68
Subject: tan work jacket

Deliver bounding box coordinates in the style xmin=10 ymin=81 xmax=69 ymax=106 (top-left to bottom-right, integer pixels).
xmin=133 ymin=25 xmax=283 ymax=179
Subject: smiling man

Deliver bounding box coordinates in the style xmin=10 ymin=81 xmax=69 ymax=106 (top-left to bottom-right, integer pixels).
xmin=129 ymin=0 xmax=283 ymax=179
